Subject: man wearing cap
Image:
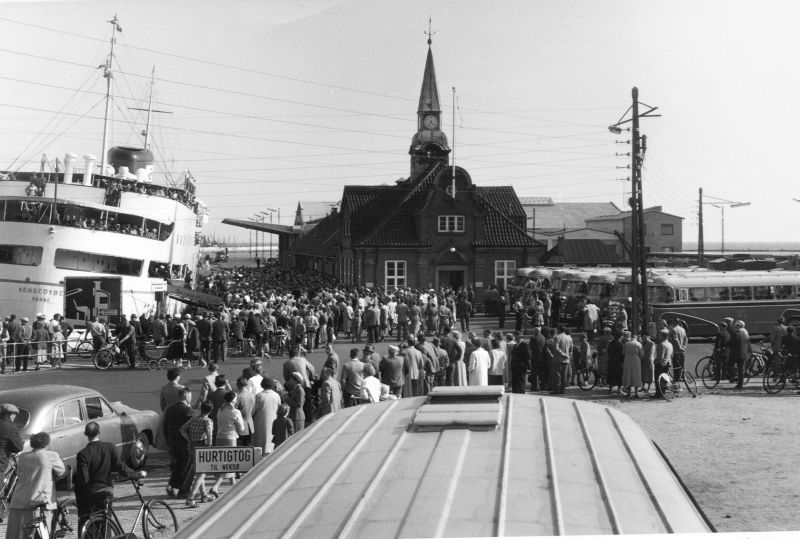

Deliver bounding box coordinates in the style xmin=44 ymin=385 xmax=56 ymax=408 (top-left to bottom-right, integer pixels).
xmin=74 ymin=421 xmax=146 ymax=528
xmin=286 ymin=372 xmax=306 ymax=431
xmin=13 ymin=317 xmax=33 ymax=372
xmin=151 ymin=314 xmax=168 ymax=347
xmin=362 ymin=344 xmax=381 ymax=377
xmin=117 ymin=315 xmax=137 ymax=369
xmin=0 ymin=404 xmax=23 ymax=477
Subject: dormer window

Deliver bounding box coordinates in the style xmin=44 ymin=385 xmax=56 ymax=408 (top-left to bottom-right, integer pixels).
xmin=438 ymin=215 xmax=464 ymax=233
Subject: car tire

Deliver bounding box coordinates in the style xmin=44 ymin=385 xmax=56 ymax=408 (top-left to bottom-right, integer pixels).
xmin=129 ymin=432 xmax=149 ymax=470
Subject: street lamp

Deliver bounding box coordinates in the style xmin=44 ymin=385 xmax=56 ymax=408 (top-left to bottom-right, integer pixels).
xmin=260 ymin=208 xmax=279 ymax=260
xmin=698 ymin=192 xmax=749 ymax=258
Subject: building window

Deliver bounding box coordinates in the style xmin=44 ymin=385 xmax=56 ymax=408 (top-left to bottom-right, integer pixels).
xmin=385 ymin=260 xmax=406 ymax=289
xmin=495 ymin=260 xmax=516 ymax=290
xmin=438 ymin=215 xmax=464 ymax=233
xmin=661 ymin=223 xmax=674 ymax=236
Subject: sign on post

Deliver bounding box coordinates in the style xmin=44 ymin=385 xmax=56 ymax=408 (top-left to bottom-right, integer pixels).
xmin=194 ymin=446 xmax=260 ymax=474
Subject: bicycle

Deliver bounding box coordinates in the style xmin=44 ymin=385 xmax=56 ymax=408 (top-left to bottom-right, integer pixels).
xmin=79 ymin=478 xmax=177 ymax=539
xmin=701 ymin=351 xmax=750 ymax=389
xmin=92 ymin=339 xmax=150 ymax=371
xmin=763 ymin=352 xmax=800 ymax=395
xmin=577 ymin=352 xmax=600 ymax=391
xmin=22 ymin=498 xmax=79 ymax=539
xmin=656 ymin=363 xmax=698 ymax=402
xmin=0 ymin=455 xmax=19 ymax=523
xmin=65 ymin=333 xmax=94 ymax=359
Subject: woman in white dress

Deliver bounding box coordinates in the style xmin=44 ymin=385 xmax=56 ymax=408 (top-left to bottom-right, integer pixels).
xmin=468 ymin=338 xmax=491 ymax=386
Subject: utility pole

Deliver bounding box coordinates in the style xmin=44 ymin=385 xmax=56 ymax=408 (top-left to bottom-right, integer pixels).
xmin=698 ymin=188 xmax=704 ymax=266
xmin=609 ymin=87 xmax=659 ymax=336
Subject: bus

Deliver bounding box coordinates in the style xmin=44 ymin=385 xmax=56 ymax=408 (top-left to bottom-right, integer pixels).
xmin=175 ymin=387 xmax=714 ymax=538
xmin=608 ymin=268 xmax=707 ymax=322
xmin=646 ymin=270 xmax=800 ymax=337
xmin=507 ymin=267 xmax=553 ymax=301
xmin=559 ymin=268 xmax=619 ymax=323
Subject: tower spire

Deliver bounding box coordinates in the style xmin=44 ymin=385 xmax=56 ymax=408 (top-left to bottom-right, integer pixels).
xmin=417 ymin=23 xmax=441 ymax=114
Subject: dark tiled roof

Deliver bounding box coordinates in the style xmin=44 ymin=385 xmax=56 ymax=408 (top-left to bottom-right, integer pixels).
xmin=541 ymin=239 xmax=622 ymax=265
xmin=358 ymin=162 xmax=444 ymax=247
xmin=474 ymin=186 xmax=537 ymax=247
xmin=304 ymin=162 xmax=540 ymax=252
xmin=291 ymin=212 xmax=342 ymax=258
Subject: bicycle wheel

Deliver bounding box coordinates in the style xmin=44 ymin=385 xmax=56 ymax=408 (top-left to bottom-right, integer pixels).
xmin=694 ymin=355 xmax=712 ymax=378
xmin=577 ymin=368 xmax=597 ymax=390
xmin=147 ymin=359 xmax=158 ymax=371
xmin=53 ymin=499 xmax=79 ymax=539
xmin=701 ymin=363 xmax=720 ymax=389
xmin=682 ymin=371 xmax=698 ymax=397
xmin=657 ymin=373 xmax=675 ymax=402
xmin=142 ymin=499 xmax=178 ymax=539
xmin=763 ymin=364 xmax=786 ymax=394
xmin=75 ymin=341 xmax=94 ymax=359
xmin=79 ymin=514 xmax=122 ymax=539
xmin=92 ymin=350 xmax=114 ymax=370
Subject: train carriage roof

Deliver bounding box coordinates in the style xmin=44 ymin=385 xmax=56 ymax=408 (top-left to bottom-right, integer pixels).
xmin=176 ymin=388 xmax=712 ymax=538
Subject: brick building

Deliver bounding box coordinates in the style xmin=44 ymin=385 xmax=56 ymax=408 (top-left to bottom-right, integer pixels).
xmin=292 ymin=41 xmax=543 ymax=296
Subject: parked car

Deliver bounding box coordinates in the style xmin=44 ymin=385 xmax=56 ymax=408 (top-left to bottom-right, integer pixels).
xmin=2 ymin=385 xmax=158 ymax=470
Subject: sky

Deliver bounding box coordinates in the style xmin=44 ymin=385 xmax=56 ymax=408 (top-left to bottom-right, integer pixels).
xmin=0 ymin=0 xmax=797 ymax=247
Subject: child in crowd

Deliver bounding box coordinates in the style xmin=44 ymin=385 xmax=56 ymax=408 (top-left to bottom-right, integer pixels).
xmin=272 ymin=403 xmax=294 ymax=448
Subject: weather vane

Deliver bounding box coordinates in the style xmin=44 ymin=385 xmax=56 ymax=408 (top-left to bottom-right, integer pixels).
xmin=425 ymin=16 xmax=435 ymax=45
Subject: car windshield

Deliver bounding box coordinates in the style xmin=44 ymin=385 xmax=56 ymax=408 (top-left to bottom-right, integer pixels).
xmin=11 ymin=408 xmax=30 ymax=430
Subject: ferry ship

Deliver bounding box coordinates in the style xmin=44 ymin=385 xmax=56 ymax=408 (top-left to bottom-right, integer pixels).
xmin=0 ymin=16 xmax=206 ymax=327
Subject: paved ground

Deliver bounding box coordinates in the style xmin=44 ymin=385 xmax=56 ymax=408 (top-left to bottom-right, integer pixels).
xmin=1 ymin=314 xmax=798 ymax=536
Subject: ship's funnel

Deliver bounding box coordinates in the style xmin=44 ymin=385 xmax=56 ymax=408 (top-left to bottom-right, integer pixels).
xmin=82 ymin=154 xmax=96 ymax=185
xmin=107 ymin=146 xmax=154 ymax=178
xmin=64 ymin=153 xmax=77 ymax=184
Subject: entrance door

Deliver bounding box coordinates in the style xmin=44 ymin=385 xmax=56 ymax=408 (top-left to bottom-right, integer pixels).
xmin=437 ymin=269 xmax=465 ymax=291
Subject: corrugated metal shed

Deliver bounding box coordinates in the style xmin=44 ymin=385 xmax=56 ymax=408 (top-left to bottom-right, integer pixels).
xmin=177 ymin=389 xmax=712 ymax=538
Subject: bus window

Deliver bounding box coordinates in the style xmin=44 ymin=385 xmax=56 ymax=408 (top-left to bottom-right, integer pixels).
xmin=648 ymin=286 xmax=673 ymax=303
xmin=688 ymin=287 xmax=707 ymax=302
xmin=707 ymin=287 xmax=729 ymax=301
xmin=731 ymin=286 xmax=752 ymax=301
xmin=678 ymin=288 xmax=689 ymax=302
xmin=775 ymin=285 xmax=797 ymax=300
xmin=753 ymin=286 xmax=773 ymax=300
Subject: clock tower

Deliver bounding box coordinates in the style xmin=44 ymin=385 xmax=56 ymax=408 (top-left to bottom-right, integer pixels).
xmin=409 ymin=36 xmax=450 ymax=177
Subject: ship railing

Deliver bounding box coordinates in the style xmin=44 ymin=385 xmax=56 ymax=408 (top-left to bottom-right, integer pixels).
xmin=0 ymin=198 xmax=174 ymax=240
xmin=2 ymin=171 xmax=200 ymax=214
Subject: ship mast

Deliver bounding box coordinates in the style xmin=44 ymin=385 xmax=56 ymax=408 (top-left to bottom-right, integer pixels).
xmin=99 ymin=15 xmax=122 ymax=177
xmin=129 ymin=66 xmax=171 ymax=149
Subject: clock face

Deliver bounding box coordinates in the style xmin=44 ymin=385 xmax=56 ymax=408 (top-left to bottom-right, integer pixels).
xmin=423 ymin=115 xmax=438 ymax=129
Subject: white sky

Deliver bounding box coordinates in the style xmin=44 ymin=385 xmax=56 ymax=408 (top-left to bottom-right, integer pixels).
xmin=0 ymin=0 xmax=796 ymax=245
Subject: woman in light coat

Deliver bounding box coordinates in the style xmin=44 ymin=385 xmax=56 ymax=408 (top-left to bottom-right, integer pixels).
xmin=5 ymin=432 xmax=66 ymax=539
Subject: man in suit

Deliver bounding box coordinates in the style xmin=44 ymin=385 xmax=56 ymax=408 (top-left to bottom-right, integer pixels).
xmin=235 ymin=377 xmax=255 ymax=446
xmin=74 ymin=422 xmax=145 ymax=529
xmin=211 ymin=311 xmax=230 ymax=363
xmin=207 ymin=375 xmax=230 ymax=444
xmin=163 ymin=388 xmax=194 ymax=497
xmin=195 ymin=314 xmax=213 ymax=367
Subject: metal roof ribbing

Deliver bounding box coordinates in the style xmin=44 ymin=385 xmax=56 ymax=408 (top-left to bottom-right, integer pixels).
xmin=176 ymin=394 xmax=711 ymax=538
